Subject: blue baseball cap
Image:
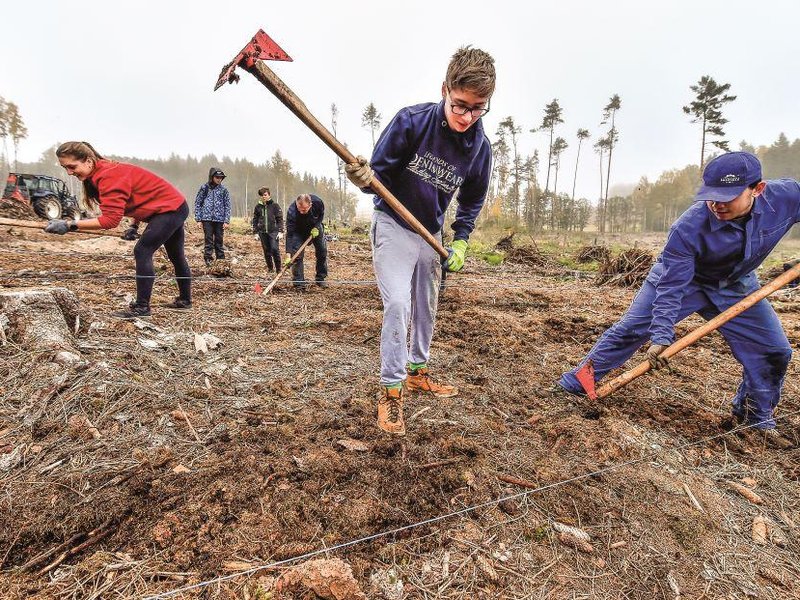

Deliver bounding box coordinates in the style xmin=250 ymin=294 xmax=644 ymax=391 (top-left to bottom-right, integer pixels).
xmin=695 ymin=151 xmax=762 ymax=203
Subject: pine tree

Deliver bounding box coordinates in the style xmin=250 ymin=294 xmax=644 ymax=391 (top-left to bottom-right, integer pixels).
xmin=683 ymin=76 xmax=736 ymax=168
xmin=361 ymin=103 xmax=382 ymax=149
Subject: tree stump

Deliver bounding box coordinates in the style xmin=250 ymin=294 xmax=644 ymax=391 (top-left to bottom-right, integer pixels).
xmin=0 ymin=287 xmax=82 ymax=356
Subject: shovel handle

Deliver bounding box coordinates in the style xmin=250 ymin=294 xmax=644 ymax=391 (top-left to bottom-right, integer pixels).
xmin=0 ymin=216 xmax=117 ymax=237
xmin=246 ymin=60 xmax=449 ymax=260
xmin=595 ymin=262 xmax=800 ymax=399
xmin=262 ymin=234 xmax=314 ymax=295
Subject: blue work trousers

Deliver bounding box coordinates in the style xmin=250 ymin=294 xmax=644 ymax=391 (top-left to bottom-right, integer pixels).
xmin=559 ymin=279 xmax=792 ymax=429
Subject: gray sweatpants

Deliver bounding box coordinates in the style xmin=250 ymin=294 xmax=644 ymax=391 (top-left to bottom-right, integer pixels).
xmin=371 ymin=210 xmax=442 ymax=386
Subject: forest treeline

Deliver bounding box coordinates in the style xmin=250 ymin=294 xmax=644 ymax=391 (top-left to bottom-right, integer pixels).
xmin=11 ymin=145 xmax=360 ymax=224
xmin=4 ymin=82 xmax=799 ymax=232
xmin=10 ymin=135 xmax=800 ymax=232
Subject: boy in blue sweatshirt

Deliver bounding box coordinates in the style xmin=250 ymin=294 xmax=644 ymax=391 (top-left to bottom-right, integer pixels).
xmin=559 ymin=152 xmax=797 ymax=449
xmin=346 ymin=46 xmax=495 ymax=435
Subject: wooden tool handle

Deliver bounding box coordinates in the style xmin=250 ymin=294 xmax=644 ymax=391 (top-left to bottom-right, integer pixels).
xmin=596 ymin=262 xmax=800 ymax=398
xmin=0 ymin=217 xmax=117 ymax=237
xmin=248 ymin=61 xmax=449 ymax=259
xmin=262 ymin=234 xmax=314 ymax=295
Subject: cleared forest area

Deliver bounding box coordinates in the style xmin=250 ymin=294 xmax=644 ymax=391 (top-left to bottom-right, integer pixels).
xmin=0 ymin=224 xmax=798 ymax=599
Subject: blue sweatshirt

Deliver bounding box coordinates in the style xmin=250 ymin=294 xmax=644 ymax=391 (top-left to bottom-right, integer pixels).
xmin=368 ymin=100 xmax=492 ymax=241
xmin=646 ymin=178 xmax=800 ymax=344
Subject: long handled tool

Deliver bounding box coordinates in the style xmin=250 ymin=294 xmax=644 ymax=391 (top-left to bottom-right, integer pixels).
xmin=0 ymin=216 xmax=117 ymax=237
xmin=214 ymin=30 xmax=449 ymax=261
xmin=575 ymin=262 xmax=800 ymax=400
xmin=261 ymin=234 xmax=313 ymax=295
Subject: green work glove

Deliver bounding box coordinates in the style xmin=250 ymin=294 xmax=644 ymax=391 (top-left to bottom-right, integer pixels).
xmin=310 ymin=227 xmax=320 ymax=239
xmin=445 ymin=240 xmax=468 ymax=272
xmin=646 ymin=343 xmax=669 ymax=370
xmin=283 ymin=255 xmax=292 ymax=268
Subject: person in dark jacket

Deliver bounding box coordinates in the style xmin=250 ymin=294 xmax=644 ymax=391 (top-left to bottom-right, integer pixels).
xmin=345 ymin=46 xmax=495 ymax=435
xmin=559 ymin=152 xmax=797 ymax=449
xmin=195 ymin=167 xmax=231 ymax=266
xmin=284 ymin=194 xmax=327 ymax=289
xmin=251 ymin=187 xmax=284 ymax=271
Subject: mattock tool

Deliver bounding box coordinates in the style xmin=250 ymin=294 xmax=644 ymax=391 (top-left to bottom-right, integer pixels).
xmin=214 ymin=30 xmax=451 ymax=264
xmin=575 ymin=261 xmax=800 ymax=400
xmin=261 ymin=234 xmax=313 ymax=295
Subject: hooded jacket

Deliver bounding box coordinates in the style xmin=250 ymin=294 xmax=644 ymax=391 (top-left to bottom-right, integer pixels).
xmin=252 ymin=197 xmax=284 ymax=234
xmin=367 ymin=100 xmax=492 ymax=241
xmin=194 ymin=167 xmax=231 ymax=223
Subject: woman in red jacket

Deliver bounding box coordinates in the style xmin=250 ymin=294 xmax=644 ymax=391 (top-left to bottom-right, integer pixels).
xmin=45 ymin=141 xmax=192 ymax=319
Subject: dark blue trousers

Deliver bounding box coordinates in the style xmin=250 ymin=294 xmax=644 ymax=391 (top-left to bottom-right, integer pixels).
xmin=559 ymin=277 xmax=791 ymax=429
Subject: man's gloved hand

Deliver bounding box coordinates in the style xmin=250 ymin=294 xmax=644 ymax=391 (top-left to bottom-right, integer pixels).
xmin=310 ymin=227 xmax=320 ymax=239
xmin=45 ymin=219 xmax=70 ymax=235
xmin=277 ymin=232 xmax=284 ymax=241
xmin=445 ymin=240 xmax=468 ymax=272
xmin=783 ymin=258 xmax=800 ymax=271
xmin=783 ymin=258 xmax=800 ymax=288
xmin=345 ymin=155 xmax=374 ymax=188
xmin=283 ymin=255 xmax=292 ymax=268
xmin=121 ymin=227 xmax=140 ymax=241
xmin=646 ymin=343 xmax=669 ymax=370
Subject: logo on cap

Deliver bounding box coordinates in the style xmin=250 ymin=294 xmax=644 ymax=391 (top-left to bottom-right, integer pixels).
xmin=720 ymin=174 xmax=742 ymax=184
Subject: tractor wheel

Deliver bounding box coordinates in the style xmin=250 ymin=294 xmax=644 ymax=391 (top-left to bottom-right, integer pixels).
xmin=63 ymin=206 xmax=81 ymax=221
xmin=33 ymin=195 xmax=62 ymax=220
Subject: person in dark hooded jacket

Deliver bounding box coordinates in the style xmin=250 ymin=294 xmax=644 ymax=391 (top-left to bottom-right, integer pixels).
xmin=251 ymin=187 xmax=284 ymax=271
xmin=195 ymin=167 xmax=231 ymax=266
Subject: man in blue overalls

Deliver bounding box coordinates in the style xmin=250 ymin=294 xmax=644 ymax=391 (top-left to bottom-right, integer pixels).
xmin=559 ymin=152 xmax=798 ymax=448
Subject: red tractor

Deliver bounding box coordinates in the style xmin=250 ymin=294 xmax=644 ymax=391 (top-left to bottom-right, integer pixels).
xmin=2 ymin=173 xmax=83 ymax=220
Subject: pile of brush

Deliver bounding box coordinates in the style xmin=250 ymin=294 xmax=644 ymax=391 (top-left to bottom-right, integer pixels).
xmin=596 ymin=248 xmax=654 ymax=287
xmin=575 ymin=245 xmax=611 ymax=264
xmin=504 ymin=244 xmax=553 ymax=268
xmin=0 ymin=199 xmax=38 ymax=221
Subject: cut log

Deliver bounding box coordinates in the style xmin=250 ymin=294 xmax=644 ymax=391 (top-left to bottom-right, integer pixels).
xmin=0 ymin=288 xmax=83 ymax=355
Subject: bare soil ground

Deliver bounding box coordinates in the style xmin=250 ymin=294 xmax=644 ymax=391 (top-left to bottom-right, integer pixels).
xmin=0 ymin=223 xmax=799 ymax=599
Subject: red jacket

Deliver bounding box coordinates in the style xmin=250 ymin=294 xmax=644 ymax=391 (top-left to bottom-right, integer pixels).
xmin=90 ymin=160 xmax=185 ymax=229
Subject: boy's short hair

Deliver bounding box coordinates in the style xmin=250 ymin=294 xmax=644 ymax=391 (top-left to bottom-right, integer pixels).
xmin=445 ymin=46 xmax=496 ymax=98
xmin=258 ymin=187 xmax=270 ymax=196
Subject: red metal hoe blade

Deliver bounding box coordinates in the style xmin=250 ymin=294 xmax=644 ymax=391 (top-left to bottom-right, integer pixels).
xmin=574 ymin=360 xmax=598 ymax=401
xmin=214 ymin=29 xmax=292 ymax=91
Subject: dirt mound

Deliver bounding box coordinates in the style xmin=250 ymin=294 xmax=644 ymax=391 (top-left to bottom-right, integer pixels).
xmin=596 ymin=248 xmax=655 ymax=287
xmin=575 ymin=244 xmax=611 ymax=264
xmin=0 ymin=199 xmax=39 ymax=221
xmin=494 ymin=232 xmax=515 ymax=251
xmin=207 ymin=258 xmax=233 ymax=277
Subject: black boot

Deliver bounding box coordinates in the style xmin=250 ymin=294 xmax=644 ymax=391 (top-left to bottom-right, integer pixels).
xmin=112 ymin=301 xmax=151 ymax=320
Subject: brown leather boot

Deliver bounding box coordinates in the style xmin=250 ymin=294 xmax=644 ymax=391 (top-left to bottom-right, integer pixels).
xmin=377 ymin=386 xmax=406 ymax=435
xmin=406 ymin=367 xmax=458 ymax=398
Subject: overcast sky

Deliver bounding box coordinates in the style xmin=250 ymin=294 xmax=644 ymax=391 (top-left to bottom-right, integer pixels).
xmin=2 ymin=0 xmax=799 ymax=210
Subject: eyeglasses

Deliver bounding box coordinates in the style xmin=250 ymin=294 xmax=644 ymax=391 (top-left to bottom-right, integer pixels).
xmin=447 ymin=91 xmax=490 ymax=118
